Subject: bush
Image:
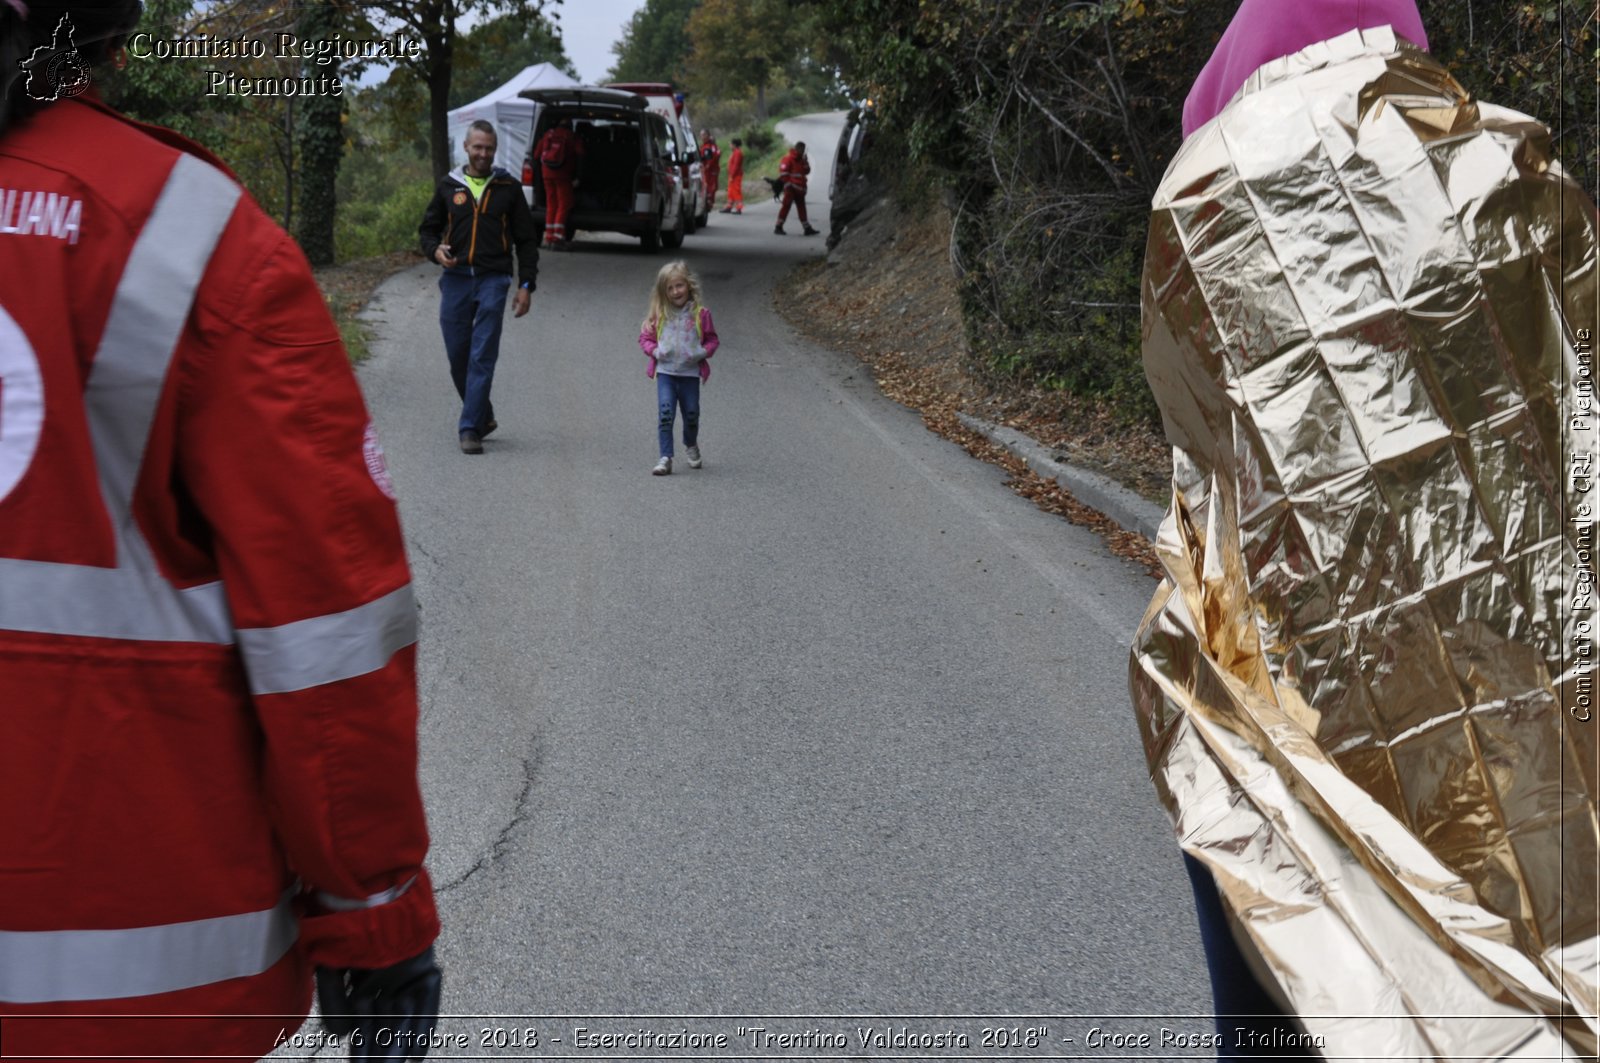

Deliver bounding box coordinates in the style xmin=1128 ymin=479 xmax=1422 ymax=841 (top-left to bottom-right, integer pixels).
xmin=693 ymin=97 xmax=757 ymax=137
xmin=337 ymin=179 xmax=435 ymax=262
xmin=960 ymin=202 xmax=1156 ymax=424
xmin=811 ymin=0 xmax=1234 ymax=426
xmin=738 ymin=122 xmax=776 ymax=154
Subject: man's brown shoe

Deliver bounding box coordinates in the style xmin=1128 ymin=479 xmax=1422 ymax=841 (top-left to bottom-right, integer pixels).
xmin=459 ymin=430 xmax=483 ymax=454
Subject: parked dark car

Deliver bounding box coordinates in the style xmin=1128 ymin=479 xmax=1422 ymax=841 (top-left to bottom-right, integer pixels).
xmin=829 ymin=101 xmax=877 ymax=247
xmin=518 ymin=86 xmax=689 ymax=251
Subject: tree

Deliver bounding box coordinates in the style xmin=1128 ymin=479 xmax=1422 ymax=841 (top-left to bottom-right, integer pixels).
xmin=365 ymin=0 xmax=562 ymax=180
xmin=686 ymin=0 xmax=805 ymax=118
xmin=101 ymin=0 xmax=240 ymax=142
xmin=607 ymin=0 xmax=699 ymax=84
xmin=107 ymin=0 xmax=411 ymax=259
xmin=104 ymin=0 xmax=304 ymax=225
xmin=296 ymin=0 xmax=343 ymax=265
xmin=449 ymin=10 xmax=578 ymax=108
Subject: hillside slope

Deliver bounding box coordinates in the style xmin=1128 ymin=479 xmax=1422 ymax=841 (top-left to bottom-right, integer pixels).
xmin=775 ymin=194 xmax=1169 ymax=571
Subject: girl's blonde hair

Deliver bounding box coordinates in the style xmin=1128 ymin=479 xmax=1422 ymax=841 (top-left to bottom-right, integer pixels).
xmin=642 ymin=260 xmax=702 ymax=331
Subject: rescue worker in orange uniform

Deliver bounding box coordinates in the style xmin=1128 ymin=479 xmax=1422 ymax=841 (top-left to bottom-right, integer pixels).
xmin=698 ymin=128 xmax=721 ymax=213
xmin=719 ymin=137 xmax=744 ymax=214
xmin=0 ymin=2 xmax=441 ymax=1059
xmin=775 ymin=141 xmax=819 ymax=236
xmin=533 ymin=116 xmax=584 ymax=248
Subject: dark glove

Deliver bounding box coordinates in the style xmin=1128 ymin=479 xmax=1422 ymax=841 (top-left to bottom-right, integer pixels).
xmin=317 ymin=947 xmax=443 ymax=1061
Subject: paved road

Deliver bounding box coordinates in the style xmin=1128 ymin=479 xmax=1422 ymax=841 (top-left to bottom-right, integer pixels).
xmin=348 ymin=111 xmax=1211 ymax=1051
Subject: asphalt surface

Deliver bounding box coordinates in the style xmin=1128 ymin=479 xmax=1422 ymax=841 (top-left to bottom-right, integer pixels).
xmin=340 ymin=110 xmax=1212 ymax=1054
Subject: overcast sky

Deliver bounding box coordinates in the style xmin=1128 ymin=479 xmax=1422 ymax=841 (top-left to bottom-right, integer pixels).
xmin=556 ymin=0 xmax=647 ymax=84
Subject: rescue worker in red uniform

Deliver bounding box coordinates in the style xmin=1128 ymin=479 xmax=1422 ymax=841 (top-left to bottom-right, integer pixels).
xmin=0 ymin=3 xmax=441 ymax=1059
xmin=533 ymin=117 xmax=584 ymax=248
xmin=698 ymin=128 xmax=721 ymax=213
xmin=719 ymin=137 xmax=744 ymax=214
xmin=774 ymin=141 xmax=819 ymax=236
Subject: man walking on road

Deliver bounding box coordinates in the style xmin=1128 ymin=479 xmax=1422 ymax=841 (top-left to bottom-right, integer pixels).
xmin=719 ymin=137 xmax=745 ymax=214
xmin=775 ymin=140 xmax=819 ymax=236
xmin=420 ymin=120 xmax=539 ymax=454
xmin=0 ymin=2 xmax=441 ymax=1057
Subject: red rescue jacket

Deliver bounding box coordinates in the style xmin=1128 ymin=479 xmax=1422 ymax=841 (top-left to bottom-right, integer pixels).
xmin=779 ymin=148 xmax=809 ymax=192
xmin=535 ymin=124 xmax=584 ymax=177
xmin=0 ymin=96 xmax=438 ymax=1061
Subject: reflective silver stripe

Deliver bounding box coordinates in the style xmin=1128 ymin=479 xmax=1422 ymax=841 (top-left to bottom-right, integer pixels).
xmin=0 ymin=153 xmax=240 ymax=643
xmin=0 ymin=893 xmax=297 ymax=1004
xmin=88 ymin=154 xmax=240 ymax=522
xmin=316 ymin=875 xmax=416 ymax=913
xmin=237 ymin=584 xmax=419 ymax=695
xmin=0 ymin=553 xmax=231 ymax=642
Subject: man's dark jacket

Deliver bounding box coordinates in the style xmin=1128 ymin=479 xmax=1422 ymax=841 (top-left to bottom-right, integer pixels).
xmin=418 ymin=166 xmax=539 ymax=288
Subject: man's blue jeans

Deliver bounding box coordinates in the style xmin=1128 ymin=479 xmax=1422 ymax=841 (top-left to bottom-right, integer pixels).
xmin=439 ymin=270 xmax=512 ymax=434
xmin=657 ymin=373 xmax=700 ymax=458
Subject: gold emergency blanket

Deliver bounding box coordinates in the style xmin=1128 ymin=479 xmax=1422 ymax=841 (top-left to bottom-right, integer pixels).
xmin=1131 ymin=27 xmax=1599 ymax=1060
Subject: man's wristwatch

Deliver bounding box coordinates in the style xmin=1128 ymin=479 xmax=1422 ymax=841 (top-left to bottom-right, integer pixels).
xmin=520 ymin=281 xmax=532 ymax=291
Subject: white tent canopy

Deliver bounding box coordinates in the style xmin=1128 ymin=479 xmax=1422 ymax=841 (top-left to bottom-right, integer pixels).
xmin=446 ymin=63 xmax=580 ymax=171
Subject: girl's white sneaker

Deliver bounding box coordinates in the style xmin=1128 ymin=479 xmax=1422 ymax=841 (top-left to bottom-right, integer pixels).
xmin=685 ymin=446 xmax=703 ymax=469
xmin=652 ymin=456 xmax=672 ymax=476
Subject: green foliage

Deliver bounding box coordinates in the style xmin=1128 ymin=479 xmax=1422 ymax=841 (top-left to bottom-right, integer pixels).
xmin=336 ymin=175 xmax=434 ymax=262
xmin=100 ymin=0 xmax=241 ymax=142
xmin=335 ymin=86 xmax=434 ymax=262
xmin=449 ymin=11 xmax=577 ymax=107
xmin=360 ymin=72 xmax=431 ymax=159
xmin=692 ymin=97 xmax=754 ymax=136
xmin=759 ymin=67 xmax=849 ymax=116
xmin=328 ymin=294 xmax=371 ymax=364
xmin=686 ymin=0 xmax=813 ymax=114
xmin=733 ymin=118 xmax=788 ymax=184
xmin=297 ymin=0 xmax=345 ymax=266
xmin=102 ymin=0 xmax=303 ymax=225
xmin=808 ymin=0 xmax=1596 ymax=426
xmin=608 ymin=0 xmax=701 ymax=83
xmin=801 ymin=0 xmax=969 ymax=169
xmin=963 ymin=217 xmax=1155 ymax=424
xmin=737 ymin=122 xmax=775 ymax=155
xmin=1420 ymin=0 xmax=1596 ymax=191
xmin=806 ymin=0 xmax=1231 ymax=425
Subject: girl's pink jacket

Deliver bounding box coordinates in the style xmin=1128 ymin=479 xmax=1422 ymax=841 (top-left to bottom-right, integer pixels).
xmin=1183 ymin=0 xmax=1428 ymax=137
xmin=639 ymin=306 xmax=720 ymax=383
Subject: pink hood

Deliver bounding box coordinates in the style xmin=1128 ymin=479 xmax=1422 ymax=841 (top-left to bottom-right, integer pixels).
xmin=1183 ymin=0 xmax=1428 ymax=137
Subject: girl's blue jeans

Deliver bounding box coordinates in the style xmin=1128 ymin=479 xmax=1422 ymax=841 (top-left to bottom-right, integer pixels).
xmin=657 ymin=373 xmax=700 ymax=458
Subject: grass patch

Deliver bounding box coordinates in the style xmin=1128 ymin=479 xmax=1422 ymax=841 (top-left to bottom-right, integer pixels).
xmin=337 ymin=178 xmax=434 ymax=264
xmin=329 ymin=298 xmax=370 ymax=364
xmin=314 ymin=250 xmax=421 ymax=364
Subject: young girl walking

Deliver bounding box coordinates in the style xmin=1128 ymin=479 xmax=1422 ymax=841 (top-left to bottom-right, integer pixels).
xmin=638 ymin=261 xmax=719 ymax=475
